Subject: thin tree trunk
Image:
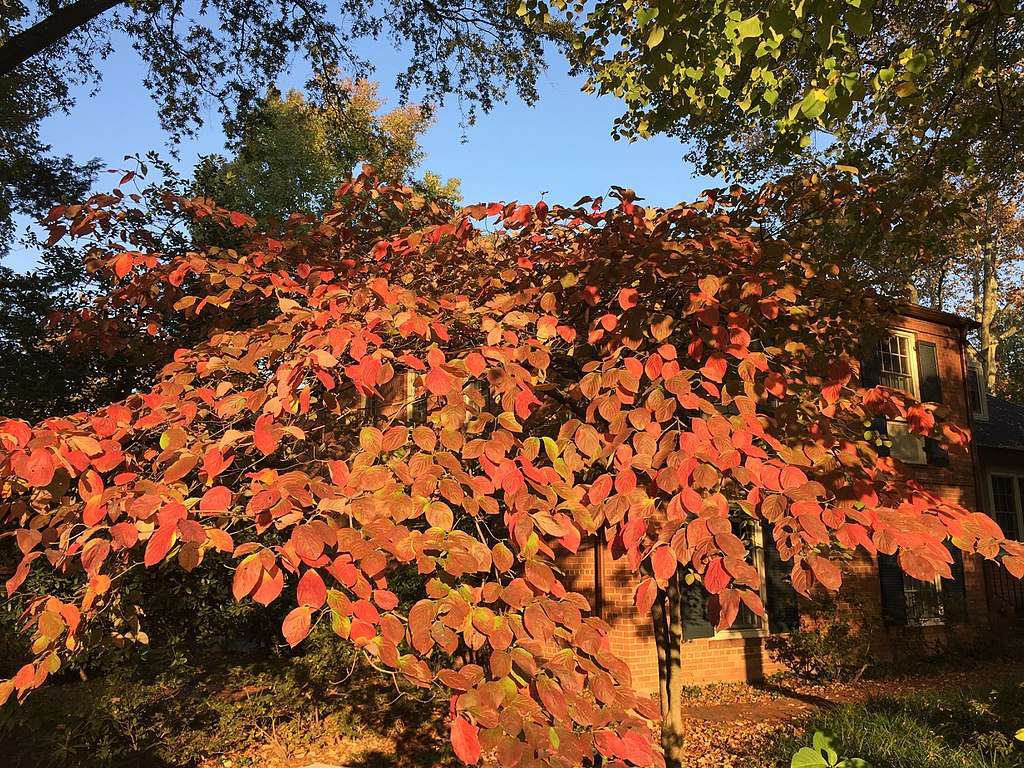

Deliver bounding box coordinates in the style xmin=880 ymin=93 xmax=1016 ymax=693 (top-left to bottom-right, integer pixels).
xmin=0 ymin=0 xmax=123 ymax=77
xmin=651 ymin=572 xmax=685 ymax=768
xmin=980 ymin=245 xmax=1000 ymax=390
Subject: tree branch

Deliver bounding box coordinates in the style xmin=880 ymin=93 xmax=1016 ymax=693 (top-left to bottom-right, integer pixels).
xmin=0 ymin=0 xmax=123 ymax=78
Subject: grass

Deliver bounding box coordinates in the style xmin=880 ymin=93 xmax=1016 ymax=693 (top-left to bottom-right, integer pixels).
xmin=777 ymin=680 xmax=1024 ymax=767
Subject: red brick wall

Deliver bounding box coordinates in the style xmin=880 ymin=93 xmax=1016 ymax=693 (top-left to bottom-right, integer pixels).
xmin=561 ymin=310 xmax=991 ymax=695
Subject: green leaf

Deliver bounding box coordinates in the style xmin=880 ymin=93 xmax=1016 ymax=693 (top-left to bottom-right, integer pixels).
xmin=906 ymin=52 xmax=927 ymax=75
xmin=792 ymin=747 xmax=829 ymax=768
xmin=800 ymin=88 xmax=828 ymax=118
xmin=736 ymin=15 xmax=762 ymax=40
xmin=647 ymin=26 xmax=665 ymax=49
xmin=895 ymin=81 xmax=917 ymax=97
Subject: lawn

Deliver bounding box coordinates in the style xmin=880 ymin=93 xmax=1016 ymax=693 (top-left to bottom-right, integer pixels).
xmin=778 ymin=683 xmax=1024 ymax=768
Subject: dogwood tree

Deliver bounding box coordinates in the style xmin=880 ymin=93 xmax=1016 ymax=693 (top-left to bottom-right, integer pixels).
xmin=1 ymin=170 xmax=1020 ymax=767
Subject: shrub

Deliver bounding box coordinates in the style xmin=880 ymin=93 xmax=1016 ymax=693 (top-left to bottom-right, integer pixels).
xmin=766 ymin=594 xmax=877 ymax=682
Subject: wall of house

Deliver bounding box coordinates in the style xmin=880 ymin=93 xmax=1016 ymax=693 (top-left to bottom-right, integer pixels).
xmin=563 ymin=310 xmax=991 ymax=695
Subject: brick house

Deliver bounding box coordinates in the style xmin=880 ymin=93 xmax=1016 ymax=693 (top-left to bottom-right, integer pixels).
xmin=563 ymin=305 xmax=1021 ymax=693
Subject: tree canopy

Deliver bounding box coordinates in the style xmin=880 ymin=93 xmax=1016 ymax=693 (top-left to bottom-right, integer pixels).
xmin=0 ymin=0 xmax=554 ymax=253
xmin=1 ymin=170 xmax=1020 ymax=765
xmin=193 ymin=78 xmax=460 ymax=226
xmin=565 ymin=0 xmax=1023 ymax=185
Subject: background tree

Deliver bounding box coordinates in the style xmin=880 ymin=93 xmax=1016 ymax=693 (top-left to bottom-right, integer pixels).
xmin=192 ymin=77 xmax=460 ymax=226
xmin=0 ymin=77 xmax=459 ymax=424
xmin=930 ymin=186 xmax=1024 ymax=394
xmin=567 ymin=0 xmax=1023 ymax=187
xmin=0 ymin=171 xmax=1019 ymax=767
xmin=0 ymin=0 xmax=557 ymax=252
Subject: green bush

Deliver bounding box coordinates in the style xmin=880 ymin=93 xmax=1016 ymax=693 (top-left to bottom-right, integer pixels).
xmin=766 ymin=595 xmax=876 ymax=682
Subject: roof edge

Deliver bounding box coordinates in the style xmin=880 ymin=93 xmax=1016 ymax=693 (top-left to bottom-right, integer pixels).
xmin=895 ymin=303 xmax=980 ymax=331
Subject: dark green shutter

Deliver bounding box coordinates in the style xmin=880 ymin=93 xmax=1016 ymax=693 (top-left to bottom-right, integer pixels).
xmin=924 ymin=437 xmax=949 ymax=467
xmin=861 ymin=341 xmax=882 ymax=387
xmin=915 ymin=341 xmax=942 ymax=403
xmin=940 ymin=544 xmax=969 ymax=623
xmin=878 ymin=553 xmax=907 ymax=626
xmin=763 ymin=526 xmax=799 ymax=632
xmin=861 ymin=341 xmax=889 ymax=455
xmin=681 ymin=584 xmax=715 ymax=640
xmin=915 ymin=342 xmax=949 ymax=467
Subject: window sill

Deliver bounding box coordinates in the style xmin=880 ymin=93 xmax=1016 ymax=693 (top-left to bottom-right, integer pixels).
xmin=711 ymin=627 xmax=770 ymax=640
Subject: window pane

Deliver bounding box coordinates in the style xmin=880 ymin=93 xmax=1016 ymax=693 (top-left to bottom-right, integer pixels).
xmin=878 ymin=334 xmax=914 ymax=393
xmin=730 ymin=516 xmax=762 ymax=630
xmin=904 ymin=577 xmax=943 ymax=624
xmin=992 ymin=475 xmax=1020 ymax=540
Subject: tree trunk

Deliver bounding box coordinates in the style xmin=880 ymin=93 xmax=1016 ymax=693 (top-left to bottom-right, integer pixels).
xmin=980 ymin=245 xmax=1000 ymax=390
xmin=650 ymin=572 xmax=685 ymax=768
xmin=0 ymin=0 xmax=123 ymax=78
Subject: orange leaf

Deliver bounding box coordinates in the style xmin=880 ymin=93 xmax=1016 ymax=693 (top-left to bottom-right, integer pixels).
xmin=282 ymin=605 xmax=312 ymax=647
xmin=451 ymin=716 xmax=481 ymax=765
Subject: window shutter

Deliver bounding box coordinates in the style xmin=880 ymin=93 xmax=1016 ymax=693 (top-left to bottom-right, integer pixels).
xmin=877 ymin=553 xmax=907 ymax=626
xmin=763 ymin=526 xmax=799 ymax=632
xmin=924 ymin=437 xmax=949 ymax=467
xmin=915 ymin=341 xmax=943 ymax=403
xmin=681 ymin=584 xmax=715 ymax=640
xmin=940 ymin=544 xmax=969 ymax=623
xmin=861 ymin=341 xmax=882 ymax=387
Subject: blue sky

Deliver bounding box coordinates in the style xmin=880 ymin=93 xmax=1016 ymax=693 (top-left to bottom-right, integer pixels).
xmin=6 ymin=35 xmax=716 ymax=271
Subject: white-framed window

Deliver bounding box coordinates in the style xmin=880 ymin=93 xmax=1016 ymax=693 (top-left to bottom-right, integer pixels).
xmin=875 ymin=330 xmax=926 ymax=464
xmin=878 ymin=330 xmax=920 ymax=397
xmin=988 ymin=472 xmax=1024 ymax=541
xmin=966 ymin=362 xmax=989 ymax=421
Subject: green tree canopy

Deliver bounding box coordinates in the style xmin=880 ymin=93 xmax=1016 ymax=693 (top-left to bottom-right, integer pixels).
xmin=193 ymin=78 xmax=460 ymax=225
xmin=564 ymin=0 xmax=1023 ymax=186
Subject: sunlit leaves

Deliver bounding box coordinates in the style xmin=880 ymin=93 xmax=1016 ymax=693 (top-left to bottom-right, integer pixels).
xmin=0 ymin=169 xmax=1018 ymax=768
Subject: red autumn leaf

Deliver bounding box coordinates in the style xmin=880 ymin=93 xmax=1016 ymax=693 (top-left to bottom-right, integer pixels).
xmin=199 ymin=485 xmax=232 ymax=513
xmin=618 ymin=288 xmax=639 ymax=310
xmin=703 ymin=557 xmax=731 ymax=593
xmin=425 ymin=367 xmax=452 ymax=395
xmin=203 ymin=447 xmax=233 ymax=480
xmin=252 ymin=566 xmax=284 ymax=606
xmin=651 ymin=546 xmax=677 ymax=580
xmin=16 ymin=449 xmax=55 ymax=488
xmin=296 ymin=569 xmax=327 ymax=608
xmin=700 ymin=353 xmax=728 ymax=382
xmin=764 ymin=371 xmax=786 ymax=397
xmin=144 ymin=526 xmax=176 ymax=567
xmin=464 ymin=352 xmax=487 ymax=377
xmin=253 ymin=414 xmax=280 ymax=455
xmin=232 ymin=556 xmax=262 ymax=601
xmin=282 ymin=605 xmax=312 ymax=647
xmin=634 ymin=576 xmax=658 ymax=613
xmin=451 ymin=716 xmax=481 ymax=765
xmin=808 ymin=555 xmax=843 ymax=590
